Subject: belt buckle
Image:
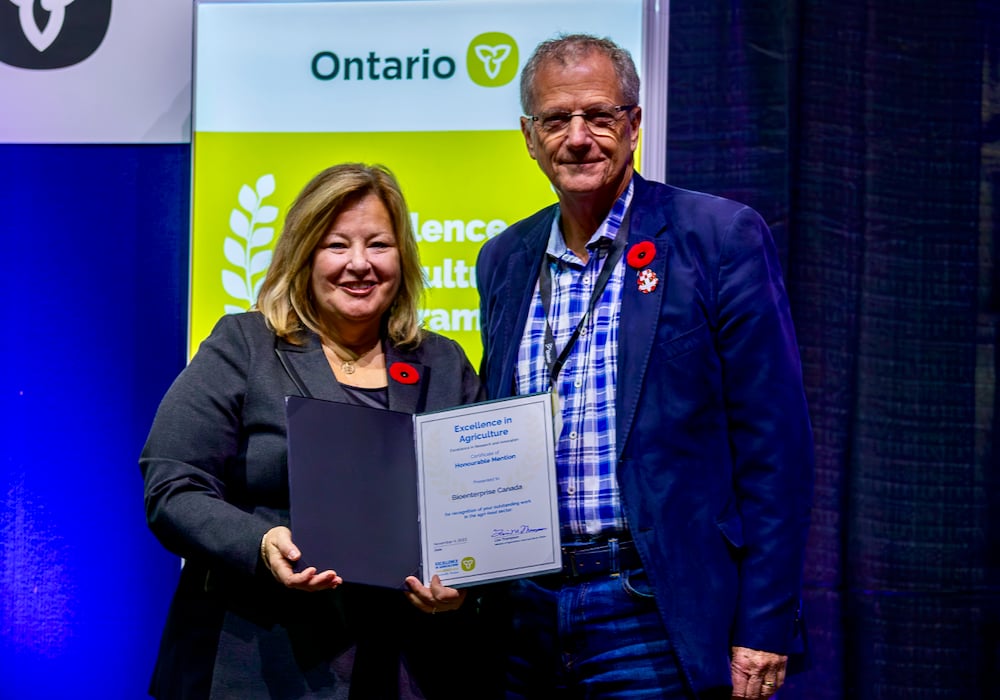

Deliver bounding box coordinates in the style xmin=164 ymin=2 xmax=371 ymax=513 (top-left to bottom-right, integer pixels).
xmin=561 ymin=537 xmax=623 ymax=579
xmin=607 ymin=536 xmax=621 ymax=578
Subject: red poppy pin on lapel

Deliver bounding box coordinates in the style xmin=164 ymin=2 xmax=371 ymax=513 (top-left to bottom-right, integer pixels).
xmin=627 ymin=241 xmax=659 ymax=294
xmin=626 ymin=241 xmax=655 ymax=268
xmin=390 ymin=362 xmax=419 ymax=384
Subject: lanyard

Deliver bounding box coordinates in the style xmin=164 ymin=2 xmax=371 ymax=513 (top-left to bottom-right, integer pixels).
xmin=538 ymin=209 xmax=631 ymax=385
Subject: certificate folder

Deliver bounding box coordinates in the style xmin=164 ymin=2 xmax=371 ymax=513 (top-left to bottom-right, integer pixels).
xmin=285 ymin=393 xmax=561 ymax=589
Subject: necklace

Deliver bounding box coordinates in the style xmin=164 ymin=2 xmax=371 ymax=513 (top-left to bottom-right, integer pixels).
xmin=323 ymin=338 xmax=378 ymax=375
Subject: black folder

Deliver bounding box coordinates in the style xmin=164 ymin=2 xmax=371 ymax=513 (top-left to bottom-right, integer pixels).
xmin=285 ymin=395 xmax=422 ymax=589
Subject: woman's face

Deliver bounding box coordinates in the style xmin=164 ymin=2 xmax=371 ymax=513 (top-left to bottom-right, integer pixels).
xmin=310 ymin=193 xmax=401 ymax=338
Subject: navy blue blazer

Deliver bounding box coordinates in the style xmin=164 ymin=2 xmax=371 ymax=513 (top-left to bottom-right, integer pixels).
xmin=476 ymin=174 xmax=814 ymax=692
xmin=141 ymin=311 xmax=484 ymax=699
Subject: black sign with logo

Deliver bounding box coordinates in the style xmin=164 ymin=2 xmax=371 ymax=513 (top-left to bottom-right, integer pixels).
xmin=0 ymin=0 xmax=112 ymax=70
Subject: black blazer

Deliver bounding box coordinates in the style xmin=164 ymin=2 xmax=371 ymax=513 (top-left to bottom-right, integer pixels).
xmin=140 ymin=311 xmax=484 ymax=699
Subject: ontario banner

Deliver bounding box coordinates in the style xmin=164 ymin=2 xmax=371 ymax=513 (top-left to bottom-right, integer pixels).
xmin=191 ymin=0 xmax=643 ymax=364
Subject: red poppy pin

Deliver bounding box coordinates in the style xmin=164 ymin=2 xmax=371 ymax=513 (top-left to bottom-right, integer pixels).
xmin=626 ymin=241 xmax=655 ymax=269
xmin=390 ymin=362 xmax=419 ymax=384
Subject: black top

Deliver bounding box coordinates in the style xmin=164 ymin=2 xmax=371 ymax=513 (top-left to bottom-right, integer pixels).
xmin=340 ymin=382 xmax=389 ymax=409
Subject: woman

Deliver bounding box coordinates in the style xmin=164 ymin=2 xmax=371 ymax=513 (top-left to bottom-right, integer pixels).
xmin=141 ymin=163 xmax=485 ymax=699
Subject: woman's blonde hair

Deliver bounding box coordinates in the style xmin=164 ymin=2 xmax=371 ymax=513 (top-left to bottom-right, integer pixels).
xmin=256 ymin=163 xmax=424 ymax=347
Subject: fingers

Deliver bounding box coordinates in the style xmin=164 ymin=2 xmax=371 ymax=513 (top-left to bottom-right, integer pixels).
xmin=261 ymin=526 xmax=342 ymax=591
xmin=283 ymin=566 xmax=343 ymax=592
xmin=730 ymin=646 xmax=787 ymax=698
xmin=429 ymin=574 xmax=467 ymax=606
xmin=404 ymin=574 xmax=467 ymax=614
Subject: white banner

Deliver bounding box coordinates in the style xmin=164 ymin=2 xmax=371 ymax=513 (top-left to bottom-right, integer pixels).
xmin=195 ymin=0 xmax=643 ymax=133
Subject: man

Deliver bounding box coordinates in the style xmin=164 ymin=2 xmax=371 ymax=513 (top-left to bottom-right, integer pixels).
xmin=476 ymin=34 xmax=813 ymax=699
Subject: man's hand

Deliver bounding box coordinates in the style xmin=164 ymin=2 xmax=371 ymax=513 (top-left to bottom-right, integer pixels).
xmin=730 ymin=646 xmax=787 ymax=698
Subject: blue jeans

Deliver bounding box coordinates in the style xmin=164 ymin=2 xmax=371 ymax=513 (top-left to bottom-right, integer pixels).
xmin=497 ymin=568 xmax=691 ymax=699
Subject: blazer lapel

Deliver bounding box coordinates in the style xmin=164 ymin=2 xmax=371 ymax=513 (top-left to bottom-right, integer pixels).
xmin=616 ymin=186 xmax=671 ymax=458
xmin=275 ymin=333 xmax=349 ymax=403
xmin=385 ymin=343 xmax=427 ymax=414
xmin=496 ymin=208 xmax=555 ymax=396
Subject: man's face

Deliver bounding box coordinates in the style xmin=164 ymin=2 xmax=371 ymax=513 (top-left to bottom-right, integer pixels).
xmin=520 ymin=52 xmax=641 ymax=204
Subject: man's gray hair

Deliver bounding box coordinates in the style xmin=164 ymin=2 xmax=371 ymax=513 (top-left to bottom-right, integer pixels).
xmin=519 ymin=33 xmax=640 ymax=115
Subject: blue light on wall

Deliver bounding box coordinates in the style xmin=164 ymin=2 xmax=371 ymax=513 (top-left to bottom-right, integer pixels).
xmin=0 ymin=144 xmax=191 ymax=698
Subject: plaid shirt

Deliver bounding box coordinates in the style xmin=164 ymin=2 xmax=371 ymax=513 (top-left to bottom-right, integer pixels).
xmin=515 ymin=182 xmax=634 ymax=539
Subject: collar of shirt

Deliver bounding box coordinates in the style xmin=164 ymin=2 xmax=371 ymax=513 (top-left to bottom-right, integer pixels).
xmin=546 ymin=179 xmax=636 ymax=265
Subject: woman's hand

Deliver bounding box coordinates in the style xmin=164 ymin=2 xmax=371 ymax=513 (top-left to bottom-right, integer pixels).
xmin=261 ymin=526 xmax=342 ymax=591
xmin=404 ymin=574 xmax=466 ymax=614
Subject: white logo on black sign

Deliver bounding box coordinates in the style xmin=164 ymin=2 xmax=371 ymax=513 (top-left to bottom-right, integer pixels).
xmin=1 ymin=0 xmax=112 ymax=69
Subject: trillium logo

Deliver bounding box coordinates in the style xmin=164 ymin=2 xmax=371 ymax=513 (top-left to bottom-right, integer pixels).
xmin=0 ymin=0 xmax=112 ymax=69
xmin=466 ymin=32 xmax=518 ymax=87
xmin=474 ymin=44 xmax=510 ymax=80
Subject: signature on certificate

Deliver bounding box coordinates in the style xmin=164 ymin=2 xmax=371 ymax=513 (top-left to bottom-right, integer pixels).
xmin=491 ymin=524 xmax=548 ymax=539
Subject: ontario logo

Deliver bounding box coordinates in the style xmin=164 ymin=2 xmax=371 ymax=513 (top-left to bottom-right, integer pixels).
xmin=309 ymin=31 xmax=518 ymax=88
xmin=0 ymin=0 xmax=112 ymax=69
xmin=466 ymin=32 xmax=518 ymax=87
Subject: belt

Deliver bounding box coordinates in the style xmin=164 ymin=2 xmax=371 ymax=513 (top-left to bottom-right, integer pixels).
xmin=560 ymin=538 xmax=642 ymax=579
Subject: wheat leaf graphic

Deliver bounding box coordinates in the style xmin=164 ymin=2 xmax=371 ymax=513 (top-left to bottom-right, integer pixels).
xmin=250 ymin=226 xmax=274 ymax=248
xmin=252 ymin=276 xmax=266 ymax=301
xmin=222 ymin=269 xmax=250 ymax=301
xmin=229 ymin=210 xmax=251 ymax=240
xmin=256 ymin=174 xmax=276 ymax=197
xmin=222 ymin=174 xmax=278 ymax=314
xmin=238 ymin=184 xmax=258 ymax=212
xmin=224 ymin=237 xmax=245 ymax=267
xmin=250 ymin=249 xmax=273 ymax=275
xmin=256 ymin=205 xmax=279 ymax=224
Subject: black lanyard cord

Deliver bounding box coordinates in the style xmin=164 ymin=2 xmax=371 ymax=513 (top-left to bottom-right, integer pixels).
xmin=538 ymin=209 xmax=631 ymax=385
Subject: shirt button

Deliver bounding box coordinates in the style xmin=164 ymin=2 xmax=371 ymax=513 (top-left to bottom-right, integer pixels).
xmin=574 ymin=380 xmax=582 ymax=388
xmin=566 ymin=485 xmax=576 ymax=495
xmin=569 ymin=431 xmax=578 ymax=440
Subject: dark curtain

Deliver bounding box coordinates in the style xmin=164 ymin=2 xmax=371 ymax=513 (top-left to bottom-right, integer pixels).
xmin=665 ymin=2 xmax=999 ymax=698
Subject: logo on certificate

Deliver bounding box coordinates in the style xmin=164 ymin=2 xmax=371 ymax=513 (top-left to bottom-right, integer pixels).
xmin=461 ymin=557 xmax=476 ymax=572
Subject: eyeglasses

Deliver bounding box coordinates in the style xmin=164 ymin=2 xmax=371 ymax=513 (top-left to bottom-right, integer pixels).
xmin=526 ymin=104 xmax=636 ymax=136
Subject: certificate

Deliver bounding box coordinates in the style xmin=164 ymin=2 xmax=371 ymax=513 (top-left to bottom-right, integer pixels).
xmin=414 ymin=393 xmax=561 ymax=586
xmin=285 ymin=393 xmax=561 ymax=588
